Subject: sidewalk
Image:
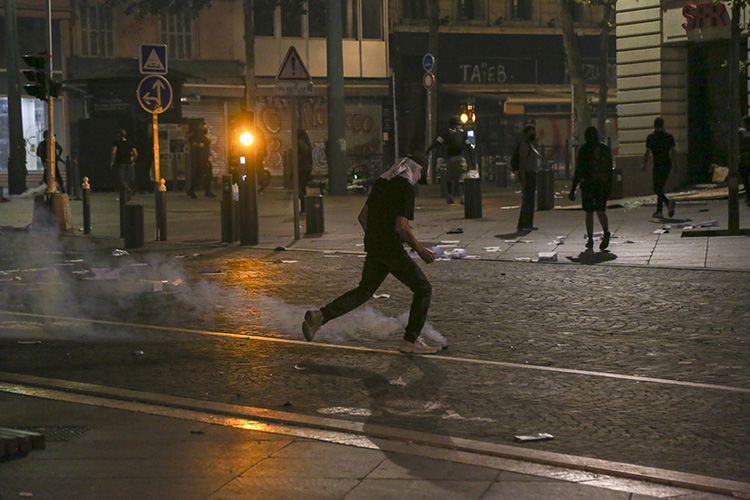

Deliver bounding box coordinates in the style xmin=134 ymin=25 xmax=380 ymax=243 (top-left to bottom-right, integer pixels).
xmin=0 ymin=387 xmax=741 ymax=500
xmin=2 ymin=181 xmax=749 ymax=271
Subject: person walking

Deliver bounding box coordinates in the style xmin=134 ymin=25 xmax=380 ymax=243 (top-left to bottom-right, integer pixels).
xmin=516 ymin=124 xmax=540 ymax=232
xmin=297 ymin=129 xmax=313 ymax=213
xmin=569 ymin=126 xmax=613 ymax=251
xmin=301 ymin=154 xmax=438 ymax=354
xmin=642 ymin=117 xmax=677 ymax=218
xmin=187 ymin=124 xmax=216 ymax=198
xmin=110 ymin=128 xmax=137 ymax=199
xmin=36 ymin=130 xmax=65 ymax=194
xmin=739 ymin=116 xmax=750 ymax=207
xmin=427 ymin=116 xmax=475 ymax=204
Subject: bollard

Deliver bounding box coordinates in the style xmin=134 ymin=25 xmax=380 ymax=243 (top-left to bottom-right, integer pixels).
xmin=119 ymin=187 xmax=128 ymax=238
xmin=495 ymin=160 xmax=508 ymax=188
xmin=537 ymin=168 xmax=556 ymax=211
xmin=221 ymin=175 xmax=234 ymax=244
xmin=305 ymin=195 xmax=325 ymax=234
xmin=610 ymin=167 xmax=623 ymax=200
xmin=464 ymin=177 xmax=482 ymax=219
xmin=123 ymin=204 xmax=144 ymax=249
xmin=156 ymin=179 xmax=167 ymax=241
xmin=82 ymin=177 xmax=91 ymax=234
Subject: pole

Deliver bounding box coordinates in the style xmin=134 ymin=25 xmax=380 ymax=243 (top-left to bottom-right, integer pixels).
xmin=5 ymin=0 xmax=27 ymax=194
xmin=425 ymin=88 xmax=432 ymax=182
xmin=152 ymin=112 xmax=168 ymax=240
xmin=326 ymin=0 xmax=347 ymax=195
xmin=392 ymin=72 xmax=400 ymax=160
xmin=728 ymin=1 xmax=741 ymax=234
xmin=291 ymin=97 xmax=301 ymax=241
xmin=46 ymin=0 xmax=55 ymax=195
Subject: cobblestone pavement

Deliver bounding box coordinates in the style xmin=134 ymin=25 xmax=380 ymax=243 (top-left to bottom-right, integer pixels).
xmin=0 ymin=235 xmax=748 ymax=483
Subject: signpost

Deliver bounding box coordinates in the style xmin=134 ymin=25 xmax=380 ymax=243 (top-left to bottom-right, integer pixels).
xmin=140 ymin=44 xmax=167 ymax=74
xmin=423 ymin=54 xmax=436 ymax=182
xmin=275 ymin=46 xmax=314 ymax=241
xmin=137 ymin=72 xmax=172 ymax=241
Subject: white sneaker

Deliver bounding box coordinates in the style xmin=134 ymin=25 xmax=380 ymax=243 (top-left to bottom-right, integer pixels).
xmin=302 ymin=309 xmax=323 ymax=341
xmin=399 ymin=337 xmax=437 ymax=354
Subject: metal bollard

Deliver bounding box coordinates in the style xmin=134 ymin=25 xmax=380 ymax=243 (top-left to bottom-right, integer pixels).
xmin=610 ymin=167 xmax=623 ymax=200
xmin=537 ymin=168 xmax=556 ymax=211
xmin=305 ymin=195 xmax=325 ymax=234
xmin=221 ymin=175 xmax=234 ymax=244
xmin=495 ymin=160 xmax=508 ymax=188
xmin=119 ymin=187 xmax=128 ymax=238
xmin=124 ymin=204 xmax=144 ymax=249
xmin=464 ymin=177 xmax=482 ymax=219
xmin=82 ymin=177 xmax=91 ymax=235
xmin=156 ymin=179 xmax=167 ymax=241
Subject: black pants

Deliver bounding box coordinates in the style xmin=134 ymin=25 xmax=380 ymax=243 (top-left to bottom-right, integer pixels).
xmin=321 ymin=252 xmax=432 ymax=343
xmin=189 ymin=160 xmax=212 ymax=194
xmin=517 ymin=170 xmax=537 ymax=230
xmin=653 ymin=165 xmax=671 ymax=211
xmin=740 ymin=163 xmax=750 ymax=203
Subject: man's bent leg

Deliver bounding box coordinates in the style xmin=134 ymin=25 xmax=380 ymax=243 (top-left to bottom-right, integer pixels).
xmin=386 ymin=253 xmax=432 ymax=342
xmin=320 ymin=254 xmax=390 ymax=324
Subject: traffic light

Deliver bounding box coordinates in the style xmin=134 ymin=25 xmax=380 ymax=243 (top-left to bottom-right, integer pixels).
xmin=21 ymin=53 xmax=61 ymax=101
xmin=459 ymin=103 xmax=476 ymax=125
xmin=228 ymin=111 xmax=256 ymax=172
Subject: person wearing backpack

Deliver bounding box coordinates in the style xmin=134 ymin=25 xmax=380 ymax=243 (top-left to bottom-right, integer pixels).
xmin=427 ymin=116 xmax=475 ymax=204
xmin=569 ymin=126 xmax=613 ymax=251
xmin=515 ymin=124 xmax=540 ymax=231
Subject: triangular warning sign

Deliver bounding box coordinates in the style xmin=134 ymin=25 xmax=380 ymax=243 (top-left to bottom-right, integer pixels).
xmin=276 ymin=46 xmax=311 ymax=81
xmin=144 ymin=50 xmax=165 ymax=71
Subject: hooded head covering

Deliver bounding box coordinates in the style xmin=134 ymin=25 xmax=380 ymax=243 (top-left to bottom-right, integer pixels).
xmin=584 ymin=126 xmax=599 ymax=145
xmin=380 ymin=154 xmax=425 ymax=185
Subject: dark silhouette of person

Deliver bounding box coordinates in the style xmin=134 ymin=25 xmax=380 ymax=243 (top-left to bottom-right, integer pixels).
xmin=36 ymin=130 xmax=65 ymax=193
xmin=427 ymin=116 xmax=475 ymax=204
xmin=569 ymin=126 xmax=613 ymax=251
xmin=298 ymin=129 xmax=313 ymax=213
xmin=642 ymin=117 xmax=677 ymax=218
xmin=516 ymin=124 xmax=540 ymax=231
xmin=188 ymin=124 xmax=216 ymax=198
xmin=110 ymin=128 xmax=138 ymax=199
xmin=301 ymin=154 xmax=438 ymax=354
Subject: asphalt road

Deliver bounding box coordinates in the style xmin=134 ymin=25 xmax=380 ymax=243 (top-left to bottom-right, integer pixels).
xmin=0 ymin=233 xmax=748 ymax=482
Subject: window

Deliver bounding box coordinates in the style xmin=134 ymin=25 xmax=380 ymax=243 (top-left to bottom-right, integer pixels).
xmin=457 ymin=0 xmax=482 ymax=20
xmin=361 ymin=0 xmax=382 ymax=39
xmin=511 ymin=0 xmax=533 ymax=20
xmin=281 ymin=0 xmax=304 ymax=37
xmin=255 ymin=2 xmax=275 ymax=36
xmin=403 ymin=0 xmax=428 ymax=19
xmin=342 ymin=0 xmax=358 ymax=39
xmin=80 ymin=3 xmax=113 ymax=57
xmin=160 ymin=11 xmax=193 ymax=60
xmin=308 ymin=0 xmax=328 ymax=37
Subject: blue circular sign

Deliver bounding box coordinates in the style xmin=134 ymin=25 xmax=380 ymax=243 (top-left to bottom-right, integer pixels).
xmin=137 ymin=75 xmax=173 ymax=114
xmin=422 ymin=53 xmax=435 ymax=72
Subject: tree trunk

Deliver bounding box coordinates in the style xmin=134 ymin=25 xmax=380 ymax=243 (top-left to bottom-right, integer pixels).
xmin=243 ymin=0 xmax=256 ymax=113
xmin=558 ymin=0 xmax=590 ymax=143
xmin=597 ymin=2 xmax=615 ymax=137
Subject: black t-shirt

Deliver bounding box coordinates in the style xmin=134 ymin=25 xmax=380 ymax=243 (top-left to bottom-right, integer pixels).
xmin=574 ymin=142 xmax=613 ymax=191
xmin=646 ymin=129 xmax=675 ymax=167
xmin=364 ymin=176 xmax=415 ymax=256
xmin=113 ymin=138 xmax=134 ymax=164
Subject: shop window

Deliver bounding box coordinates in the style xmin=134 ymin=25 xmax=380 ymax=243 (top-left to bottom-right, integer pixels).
xmin=308 ymin=0 xmax=328 ymax=37
xmin=80 ymin=3 xmax=113 ymax=57
xmin=511 ymin=0 xmax=533 ymax=20
xmin=457 ymin=0 xmax=482 ymax=20
xmin=160 ymin=11 xmax=193 ymax=59
xmin=362 ymin=0 xmax=382 ymax=39
xmin=403 ymin=0 xmax=428 ymax=19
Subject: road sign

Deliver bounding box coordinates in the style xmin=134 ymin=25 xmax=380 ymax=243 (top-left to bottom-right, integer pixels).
xmin=276 ymin=46 xmax=311 ymax=81
xmin=140 ymin=44 xmax=167 ymax=75
xmin=422 ymin=53 xmax=435 ymax=72
xmin=137 ymin=75 xmax=172 ymax=114
xmin=274 ymin=80 xmax=314 ymax=96
xmin=423 ymin=71 xmax=435 ymax=90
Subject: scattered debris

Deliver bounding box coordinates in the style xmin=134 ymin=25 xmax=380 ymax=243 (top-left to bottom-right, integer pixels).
xmin=172 ymin=279 xmax=183 ymax=286
xmin=17 ymin=341 xmax=41 ymax=345
xmin=440 ymin=240 xmax=460 ymax=244
xmin=373 ymin=294 xmax=390 ymax=299
xmin=500 ymin=205 xmax=520 ymax=210
xmin=281 ymin=260 xmax=298 ymax=264
xmin=111 ymin=249 xmax=129 ymax=257
xmin=274 ymin=246 xmax=288 ymax=251
xmin=583 ymin=232 xmax=604 ymax=239
xmin=515 ymin=433 xmax=554 ymax=442
xmin=190 ymin=430 xmax=205 ymax=435
xmin=317 ymin=407 xmax=373 ymax=417
xmin=389 ymin=377 xmax=408 ymax=387
xmin=483 ymin=247 xmax=502 ymax=252
xmin=538 ymin=252 xmax=558 ymax=262
xmin=130 ymin=262 xmax=149 ymax=267
xmin=197 ymin=269 xmax=222 ymax=274
xmin=133 ymin=350 xmax=144 ymax=356
xmin=514 ymin=257 xmax=532 ymax=262
xmin=446 ymin=228 xmax=463 ymax=234
xmin=282 ymin=401 xmax=293 ymax=407
xmin=294 ymin=364 xmax=306 ymax=370
xmin=652 ymin=228 xmax=669 ymax=234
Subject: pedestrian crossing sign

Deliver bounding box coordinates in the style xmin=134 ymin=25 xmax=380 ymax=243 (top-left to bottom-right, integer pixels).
xmin=140 ymin=44 xmax=168 ymax=75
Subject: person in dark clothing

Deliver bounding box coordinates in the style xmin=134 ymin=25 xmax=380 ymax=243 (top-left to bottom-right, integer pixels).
xmin=739 ymin=116 xmax=750 ymax=207
xmin=301 ymin=154 xmax=438 ymax=354
xmin=516 ymin=124 xmax=540 ymax=231
xmin=110 ymin=128 xmax=137 ymax=199
xmin=642 ymin=117 xmax=677 ymax=218
xmin=427 ymin=116 xmax=475 ymax=204
xmin=36 ymin=130 xmax=65 ymax=193
xmin=297 ymin=129 xmax=313 ymax=213
xmin=187 ymin=124 xmax=216 ymax=198
xmin=569 ymin=126 xmax=613 ymax=251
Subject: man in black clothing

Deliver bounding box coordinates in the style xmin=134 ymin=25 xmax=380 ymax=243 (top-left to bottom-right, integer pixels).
xmin=642 ymin=117 xmax=677 ymax=218
xmin=110 ymin=129 xmax=138 ymax=198
xmin=37 ymin=130 xmax=65 ymax=193
xmin=302 ymin=154 xmax=438 ymax=354
xmin=187 ymin=124 xmax=216 ymax=198
xmin=427 ymin=116 xmax=475 ymax=204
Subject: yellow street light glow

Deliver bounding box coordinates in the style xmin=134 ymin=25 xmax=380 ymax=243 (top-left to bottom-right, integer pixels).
xmin=460 ymin=113 xmax=469 ymax=124
xmin=239 ymin=132 xmax=254 ymax=146
xmin=471 ymin=113 xmax=476 ymax=123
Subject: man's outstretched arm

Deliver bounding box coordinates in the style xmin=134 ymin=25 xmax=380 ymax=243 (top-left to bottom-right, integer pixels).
xmin=394 ymin=216 xmax=434 ymax=264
